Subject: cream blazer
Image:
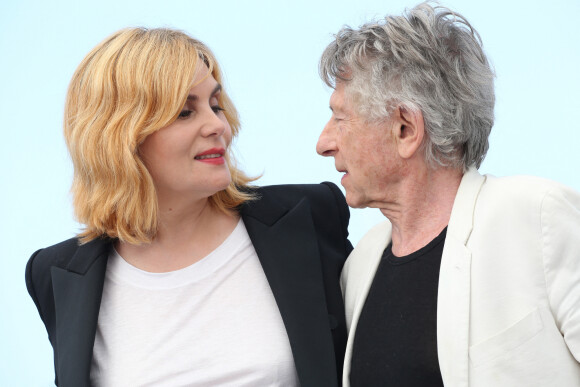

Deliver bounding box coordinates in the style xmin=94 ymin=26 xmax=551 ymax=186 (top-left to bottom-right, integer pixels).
xmin=341 ymin=168 xmax=580 ymax=386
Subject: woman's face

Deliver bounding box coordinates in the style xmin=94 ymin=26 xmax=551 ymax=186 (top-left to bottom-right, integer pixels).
xmin=139 ymin=64 xmax=233 ymax=204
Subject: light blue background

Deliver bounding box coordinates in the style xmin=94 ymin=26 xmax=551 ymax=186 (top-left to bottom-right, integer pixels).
xmin=1 ymin=0 xmax=579 ymax=385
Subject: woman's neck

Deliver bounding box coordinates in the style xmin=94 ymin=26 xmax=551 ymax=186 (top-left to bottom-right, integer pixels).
xmin=116 ymin=197 xmax=240 ymax=273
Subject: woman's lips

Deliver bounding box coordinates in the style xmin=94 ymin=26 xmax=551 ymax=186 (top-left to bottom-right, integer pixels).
xmin=194 ymin=148 xmax=225 ymax=165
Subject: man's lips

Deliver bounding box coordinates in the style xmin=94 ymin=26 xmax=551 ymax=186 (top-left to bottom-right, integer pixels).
xmin=194 ymin=148 xmax=226 ymax=164
xmin=337 ymin=168 xmax=348 ymax=184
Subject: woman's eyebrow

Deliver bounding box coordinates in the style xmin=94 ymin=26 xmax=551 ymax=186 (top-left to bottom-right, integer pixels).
xmin=186 ymin=84 xmax=222 ymax=101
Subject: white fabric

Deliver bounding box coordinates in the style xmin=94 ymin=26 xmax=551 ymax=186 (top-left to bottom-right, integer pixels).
xmin=90 ymin=219 xmax=299 ymax=387
xmin=341 ymin=168 xmax=580 ymax=387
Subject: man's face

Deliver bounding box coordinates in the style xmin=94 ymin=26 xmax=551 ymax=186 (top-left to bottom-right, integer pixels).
xmin=316 ymin=81 xmax=403 ymax=209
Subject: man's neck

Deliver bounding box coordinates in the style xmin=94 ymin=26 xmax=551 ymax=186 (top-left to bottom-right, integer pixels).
xmin=381 ymin=165 xmax=463 ymax=257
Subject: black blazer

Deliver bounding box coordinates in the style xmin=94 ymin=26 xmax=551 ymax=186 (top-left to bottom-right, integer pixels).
xmin=26 ymin=182 xmax=353 ymax=387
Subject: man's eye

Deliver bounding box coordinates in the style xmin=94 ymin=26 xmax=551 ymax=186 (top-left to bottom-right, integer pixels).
xmin=178 ymin=110 xmax=193 ymax=119
xmin=212 ymin=105 xmax=225 ymax=114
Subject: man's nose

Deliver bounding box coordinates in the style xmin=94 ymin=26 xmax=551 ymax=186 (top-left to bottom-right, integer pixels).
xmin=316 ymin=120 xmax=337 ymax=157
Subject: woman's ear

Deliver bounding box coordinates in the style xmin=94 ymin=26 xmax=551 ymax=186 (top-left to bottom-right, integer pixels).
xmin=392 ymin=105 xmax=424 ymax=159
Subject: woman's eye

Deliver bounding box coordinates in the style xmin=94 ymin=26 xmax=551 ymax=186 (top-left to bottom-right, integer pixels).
xmin=212 ymin=105 xmax=225 ymax=114
xmin=178 ymin=110 xmax=193 ymax=119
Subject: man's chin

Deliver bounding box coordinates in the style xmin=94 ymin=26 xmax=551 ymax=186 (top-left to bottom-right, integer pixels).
xmin=345 ymin=193 xmax=367 ymax=209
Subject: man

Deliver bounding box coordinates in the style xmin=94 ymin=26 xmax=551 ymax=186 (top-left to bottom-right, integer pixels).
xmin=316 ymin=3 xmax=580 ymax=386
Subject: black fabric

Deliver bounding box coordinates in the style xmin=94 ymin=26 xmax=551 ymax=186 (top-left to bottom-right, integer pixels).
xmin=25 ymin=182 xmax=352 ymax=387
xmin=350 ymin=228 xmax=446 ymax=387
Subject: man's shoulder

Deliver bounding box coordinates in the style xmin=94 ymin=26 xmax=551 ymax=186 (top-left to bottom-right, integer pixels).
xmin=343 ymin=221 xmax=391 ymax=279
xmin=486 ymin=173 xmax=565 ymax=190
xmin=481 ymin=174 xmax=579 ymax=207
xmin=461 ymin=173 xmax=580 ymax=246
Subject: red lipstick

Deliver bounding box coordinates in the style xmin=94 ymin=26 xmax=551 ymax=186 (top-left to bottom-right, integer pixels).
xmin=194 ymin=147 xmax=226 ymax=165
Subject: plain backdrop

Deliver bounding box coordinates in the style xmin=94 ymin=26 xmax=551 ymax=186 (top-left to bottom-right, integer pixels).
xmin=1 ymin=0 xmax=579 ymax=385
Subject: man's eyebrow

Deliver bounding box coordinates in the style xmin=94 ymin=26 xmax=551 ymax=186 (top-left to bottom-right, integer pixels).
xmin=186 ymin=84 xmax=222 ymax=101
xmin=330 ymin=104 xmax=344 ymax=114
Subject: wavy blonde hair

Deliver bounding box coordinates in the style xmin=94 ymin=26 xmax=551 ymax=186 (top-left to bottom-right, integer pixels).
xmin=65 ymin=27 xmax=255 ymax=244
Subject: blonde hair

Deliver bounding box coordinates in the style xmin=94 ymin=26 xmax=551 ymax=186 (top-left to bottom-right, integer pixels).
xmin=65 ymin=27 xmax=255 ymax=244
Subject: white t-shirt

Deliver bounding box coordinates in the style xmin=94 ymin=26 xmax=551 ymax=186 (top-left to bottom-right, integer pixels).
xmin=90 ymin=219 xmax=299 ymax=386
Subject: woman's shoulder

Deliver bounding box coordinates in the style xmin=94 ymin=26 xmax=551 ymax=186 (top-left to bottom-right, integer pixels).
xmin=26 ymin=236 xmax=112 ymax=314
xmin=27 ymin=237 xmax=80 ymax=271
xmin=252 ymin=181 xmax=345 ymax=207
xmin=25 ymin=237 xmax=81 ymax=321
xmin=26 ymin=236 xmax=111 ymax=284
xmin=243 ymin=182 xmax=350 ymax=238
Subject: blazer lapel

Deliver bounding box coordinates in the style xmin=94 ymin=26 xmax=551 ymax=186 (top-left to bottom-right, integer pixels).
xmin=341 ymin=221 xmax=392 ymax=387
xmin=50 ymin=238 xmax=111 ymax=387
xmin=241 ymin=195 xmax=339 ymax=386
xmin=437 ymin=167 xmax=486 ymax=387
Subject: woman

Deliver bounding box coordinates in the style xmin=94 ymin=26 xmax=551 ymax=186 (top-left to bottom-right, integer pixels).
xmin=25 ymin=28 xmax=352 ymax=387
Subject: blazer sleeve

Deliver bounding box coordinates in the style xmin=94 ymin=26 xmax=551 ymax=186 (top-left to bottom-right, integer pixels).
xmin=541 ymin=184 xmax=580 ymax=363
xmin=25 ymin=246 xmax=60 ymax=386
xmin=25 ymin=249 xmax=43 ymax=318
xmin=322 ymin=181 xmax=354 ymax=256
xmin=25 ymin=248 xmax=57 ymax=336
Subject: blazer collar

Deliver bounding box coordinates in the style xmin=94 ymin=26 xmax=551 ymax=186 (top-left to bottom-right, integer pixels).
xmin=341 ymin=221 xmax=392 ymax=387
xmin=51 ymin=237 xmax=112 ymax=386
xmin=241 ymin=193 xmax=340 ymax=386
xmin=447 ymin=166 xmax=487 ymax=244
xmin=437 ymin=166 xmax=486 ymax=387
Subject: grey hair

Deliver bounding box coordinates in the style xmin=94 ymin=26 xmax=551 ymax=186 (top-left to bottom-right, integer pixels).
xmin=319 ymin=2 xmax=495 ymax=170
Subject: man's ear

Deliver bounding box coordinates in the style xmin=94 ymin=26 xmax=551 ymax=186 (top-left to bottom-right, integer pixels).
xmin=393 ymin=105 xmax=424 ymax=159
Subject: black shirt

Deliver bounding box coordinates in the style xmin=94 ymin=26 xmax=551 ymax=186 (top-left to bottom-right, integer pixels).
xmin=350 ymin=228 xmax=446 ymax=387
